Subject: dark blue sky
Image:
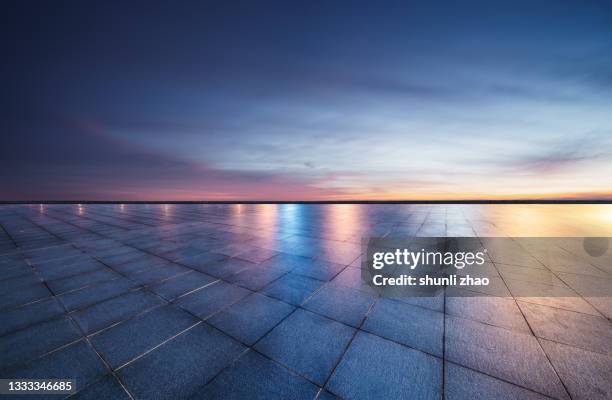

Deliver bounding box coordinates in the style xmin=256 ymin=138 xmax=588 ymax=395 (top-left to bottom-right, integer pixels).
xmin=2 ymin=0 xmax=612 ymax=200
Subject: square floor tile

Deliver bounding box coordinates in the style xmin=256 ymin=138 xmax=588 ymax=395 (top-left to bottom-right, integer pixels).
xmin=73 ymin=290 xmax=165 ymax=334
xmin=0 ymin=273 xmax=42 ymax=293
xmin=113 ymin=255 xmax=169 ymax=275
xmin=0 ymin=282 xmax=51 ymax=310
xmin=0 ymin=297 xmax=64 ymax=336
xmin=329 ymin=267 xmax=379 ymax=295
xmin=327 ymin=331 xmax=442 ymax=400
xmin=127 ymin=262 xmax=189 ymax=285
xmin=507 ymin=279 xmax=601 ymax=315
xmin=47 ymin=268 xmax=120 ymax=295
xmin=262 ymin=273 xmax=324 ymax=305
xmin=173 ymin=252 xmax=229 ymax=271
xmin=149 ymin=270 xmax=217 ymax=301
xmin=35 ymin=257 xmax=103 ymax=281
xmin=176 ymin=281 xmax=251 ymax=320
xmin=1 ymin=340 xmax=107 ymax=392
xmin=446 ymin=290 xmax=530 ymax=333
xmin=0 ymin=316 xmax=81 ymax=369
xmin=445 ymin=316 xmax=569 ymax=399
xmin=70 ymin=375 xmax=131 ymax=400
xmin=292 ymin=258 xmax=347 ymax=281
xmin=226 ymin=265 xmax=288 ymax=291
xmin=208 ymin=293 xmax=294 ymax=345
xmin=444 ymin=362 xmax=551 ymax=400
xmin=192 ymin=350 xmax=318 ymax=400
xmin=362 ymin=298 xmax=443 ymax=356
xmin=91 ymin=305 xmax=198 ymax=368
xmin=194 ymin=258 xmax=254 ymax=279
xmin=519 ymin=301 xmax=612 ymax=356
xmin=118 ymin=323 xmax=245 ymax=400
xmin=232 ymin=245 xmax=280 ymax=264
xmin=58 ymin=277 xmax=139 ymax=312
xmin=255 ymin=309 xmax=355 ymax=385
xmin=303 ymin=285 xmax=376 ymax=327
xmin=540 ymin=339 xmax=612 ymax=400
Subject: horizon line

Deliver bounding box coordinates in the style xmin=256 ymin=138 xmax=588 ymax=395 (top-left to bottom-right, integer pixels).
xmin=2 ymin=199 xmax=612 ymax=205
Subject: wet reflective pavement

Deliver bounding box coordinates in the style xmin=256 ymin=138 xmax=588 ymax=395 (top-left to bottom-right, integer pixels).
xmin=0 ymin=204 xmax=611 ymax=400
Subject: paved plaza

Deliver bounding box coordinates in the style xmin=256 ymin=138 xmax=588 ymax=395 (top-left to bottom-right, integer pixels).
xmin=0 ymin=204 xmax=611 ymax=399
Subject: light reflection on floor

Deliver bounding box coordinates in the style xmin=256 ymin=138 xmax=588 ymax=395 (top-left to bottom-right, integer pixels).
xmin=0 ymin=204 xmax=610 ymax=400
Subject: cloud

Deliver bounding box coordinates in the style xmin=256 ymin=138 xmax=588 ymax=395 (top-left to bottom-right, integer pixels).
xmin=497 ymin=133 xmax=612 ymax=174
xmin=0 ymin=113 xmax=351 ymax=200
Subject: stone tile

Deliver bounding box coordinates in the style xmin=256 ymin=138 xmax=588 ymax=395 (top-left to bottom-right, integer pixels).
xmin=506 ymin=279 xmax=601 ymax=315
xmin=1 ymin=204 xmax=611 ymax=400
xmin=176 ymin=281 xmax=251 ymax=320
xmin=0 ymin=297 xmax=65 ymax=336
xmin=36 ymin=257 xmax=103 ymax=281
xmin=161 ymin=246 xmax=210 ymax=261
xmin=149 ymin=270 xmax=217 ymax=301
xmin=0 ymin=262 xmax=32 ymax=281
xmin=255 ymin=309 xmax=355 ymax=385
xmin=304 ymin=285 xmax=376 ymax=327
xmin=226 ymin=264 xmax=288 ymax=291
xmin=91 ymin=305 xmax=198 ymax=368
xmin=0 ymin=273 xmax=42 ymax=293
xmin=192 ymin=350 xmax=318 ymax=400
xmin=73 ymin=290 xmax=165 ymax=334
xmin=445 ymin=316 xmax=569 ymax=400
xmin=97 ymin=249 xmax=147 ymax=266
xmin=262 ymin=273 xmax=324 ymax=305
xmin=194 ymin=258 xmax=254 ymax=279
xmin=329 ymin=266 xmax=379 ymax=295
xmin=519 ymin=301 xmax=612 ymax=355
xmin=71 ymin=375 xmax=131 ymax=400
xmin=453 ymin=275 xmax=512 ymax=297
xmin=113 ymin=255 xmax=169 ymax=275
xmin=173 ymin=251 xmax=229 ymax=270
xmin=540 ymin=252 xmax=610 ymax=278
xmin=0 ymin=282 xmax=51 ymax=310
xmin=446 ymin=290 xmax=530 ymax=333
xmin=540 ymin=339 xmax=612 ymax=400
xmin=362 ymin=298 xmax=444 ymax=356
xmin=327 ymin=331 xmax=442 ymax=400
xmin=444 ymin=362 xmax=551 ymax=400
xmin=555 ymin=273 xmax=612 ymax=319
xmin=1 ymin=340 xmax=107 ymax=393
xmin=0 ymin=316 xmax=81 ymax=369
xmin=46 ymin=268 xmax=119 ymax=294
xmin=58 ymin=277 xmax=139 ymax=312
xmin=292 ymin=258 xmax=347 ymax=281
xmin=498 ymin=264 xmax=566 ymax=286
xmin=119 ymin=323 xmax=245 ymax=400
xmin=232 ymin=245 xmax=280 ymax=263
xmin=208 ymin=293 xmax=294 ymax=345
xmin=383 ymin=290 xmax=446 ymax=312
xmin=317 ymin=390 xmax=341 ymax=400
xmin=126 ymin=262 xmax=189 ymax=285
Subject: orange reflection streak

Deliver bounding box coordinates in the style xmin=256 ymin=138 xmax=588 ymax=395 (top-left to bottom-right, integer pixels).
xmin=161 ymin=203 xmax=172 ymax=220
xmin=253 ymin=204 xmax=278 ymax=247
xmin=229 ymin=203 xmax=245 ymax=225
xmin=473 ymin=205 xmax=612 ymax=236
xmin=324 ymin=204 xmax=367 ymax=243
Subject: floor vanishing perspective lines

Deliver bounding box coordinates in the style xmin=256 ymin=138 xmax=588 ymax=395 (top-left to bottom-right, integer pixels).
xmin=0 ymin=204 xmax=611 ymax=400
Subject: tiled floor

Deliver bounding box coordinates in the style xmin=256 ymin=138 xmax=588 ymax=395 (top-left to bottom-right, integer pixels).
xmin=0 ymin=203 xmax=611 ymax=399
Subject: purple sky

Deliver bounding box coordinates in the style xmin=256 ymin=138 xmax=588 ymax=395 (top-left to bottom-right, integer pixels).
xmin=2 ymin=1 xmax=612 ymax=200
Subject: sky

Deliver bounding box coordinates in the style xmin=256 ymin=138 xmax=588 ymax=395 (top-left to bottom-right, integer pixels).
xmin=2 ymin=0 xmax=612 ymax=200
